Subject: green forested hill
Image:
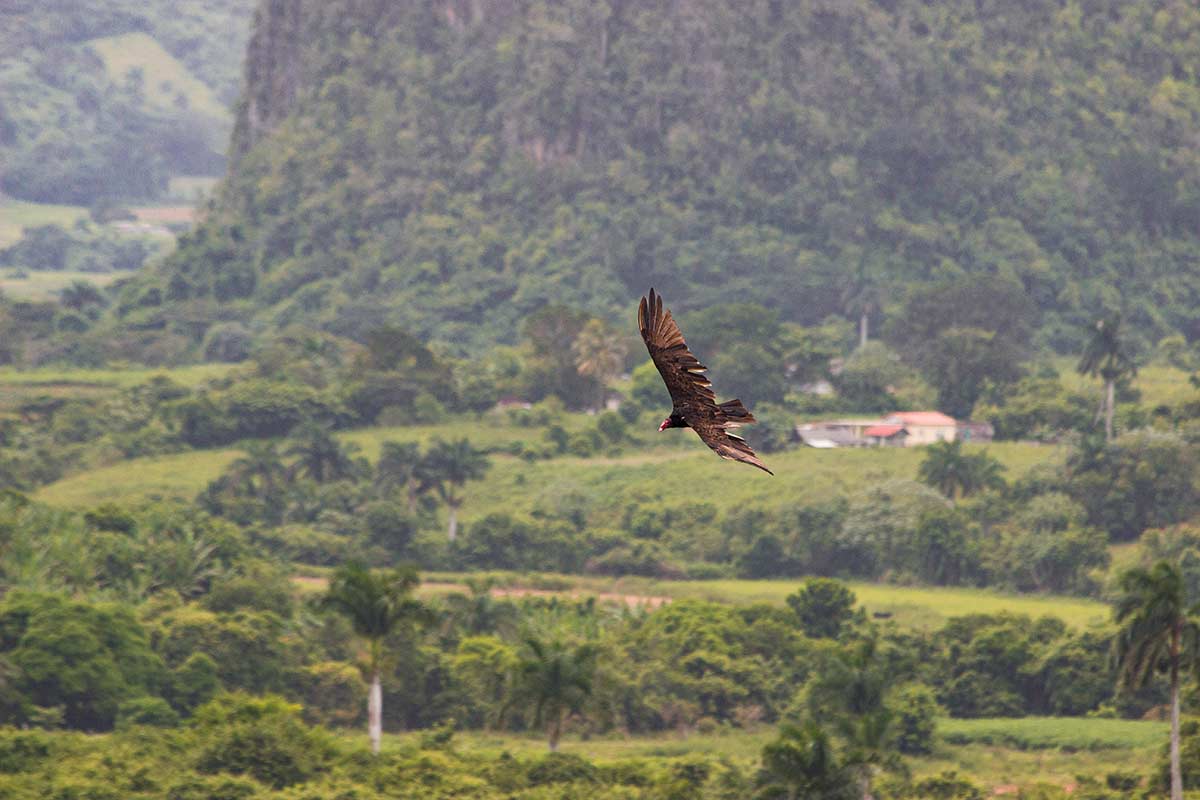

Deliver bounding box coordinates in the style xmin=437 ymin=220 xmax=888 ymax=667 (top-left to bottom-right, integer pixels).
xmin=0 ymin=0 xmax=254 ymax=203
xmin=126 ymin=0 xmax=1200 ymax=355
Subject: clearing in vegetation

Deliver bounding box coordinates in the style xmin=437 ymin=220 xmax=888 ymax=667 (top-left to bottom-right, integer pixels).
xmin=88 ymin=32 xmax=230 ymax=127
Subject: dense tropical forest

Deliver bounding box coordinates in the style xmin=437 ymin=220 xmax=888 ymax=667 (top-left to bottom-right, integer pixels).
xmin=4 ymin=0 xmax=1200 ymax=797
xmin=110 ymin=0 xmax=1200 ymax=357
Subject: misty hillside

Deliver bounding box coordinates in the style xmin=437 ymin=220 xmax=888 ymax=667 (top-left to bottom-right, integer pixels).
xmin=0 ymin=0 xmax=254 ymax=204
xmin=124 ymin=0 xmax=1200 ymax=355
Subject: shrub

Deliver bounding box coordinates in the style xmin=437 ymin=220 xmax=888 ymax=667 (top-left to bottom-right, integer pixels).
xmin=890 ymin=684 xmax=940 ymax=755
xmin=203 ymin=323 xmax=254 ymax=363
xmin=192 ymin=693 xmax=336 ymax=789
xmin=116 ymin=696 xmax=181 ymax=729
xmin=0 ymin=729 xmax=54 ymax=774
xmin=786 ymin=578 xmax=858 ymax=639
xmin=526 ymin=752 xmax=598 ymax=786
xmin=296 ymin=662 xmax=367 ymax=727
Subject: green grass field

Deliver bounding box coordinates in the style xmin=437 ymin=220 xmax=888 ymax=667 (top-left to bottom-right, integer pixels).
xmin=939 ymin=716 xmax=1166 ymax=751
xmin=1 ymin=362 xmax=238 ymax=420
xmin=0 ymin=199 xmax=88 ymax=248
xmin=88 ymin=32 xmax=230 ymax=127
xmin=36 ymin=411 xmax=1061 ymax=524
xmin=0 ymin=270 xmax=124 ymax=301
xmin=1053 ymin=357 xmax=1195 ymax=408
xmin=35 ymin=448 xmax=240 ymax=508
xmin=376 ymin=715 xmax=1164 ymax=793
xmin=0 ymin=363 xmax=236 ymax=389
xmin=670 ymin=579 xmax=1109 ymax=629
xmin=406 ymin=572 xmax=1110 ymax=630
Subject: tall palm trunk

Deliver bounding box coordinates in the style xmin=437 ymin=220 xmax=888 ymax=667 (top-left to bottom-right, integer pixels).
xmin=1105 ymin=379 xmax=1116 ymax=442
xmin=369 ymin=668 xmax=382 ymax=755
xmin=447 ymin=498 xmax=460 ymax=542
xmin=859 ymin=769 xmax=875 ymax=800
xmin=859 ymin=312 xmax=869 ymax=349
xmin=1170 ymin=622 xmax=1183 ymax=800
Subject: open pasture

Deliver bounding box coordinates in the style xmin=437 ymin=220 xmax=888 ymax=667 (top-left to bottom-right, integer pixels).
xmin=0 ymin=270 xmax=124 ymax=302
xmin=36 ymin=412 xmax=1061 ymax=524
xmin=380 ymin=715 xmax=1163 ymax=795
xmin=88 ymin=32 xmax=230 ymax=125
xmin=290 ymin=571 xmax=1112 ymax=631
xmin=0 ymin=199 xmax=88 ymax=248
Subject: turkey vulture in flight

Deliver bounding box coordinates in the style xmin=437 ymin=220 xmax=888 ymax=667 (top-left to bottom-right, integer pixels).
xmin=638 ymin=288 xmax=773 ymax=475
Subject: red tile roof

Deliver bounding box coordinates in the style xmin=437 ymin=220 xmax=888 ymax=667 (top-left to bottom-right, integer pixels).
xmin=887 ymin=411 xmax=957 ymax=426
xmin=865 ymin=424 xmax=906 ymax=438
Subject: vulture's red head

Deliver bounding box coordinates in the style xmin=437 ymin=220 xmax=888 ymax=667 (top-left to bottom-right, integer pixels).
xmin=659 ymin=414 xmax=686 ymax=432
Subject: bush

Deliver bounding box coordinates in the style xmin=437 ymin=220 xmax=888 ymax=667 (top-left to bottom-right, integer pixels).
xmin=296 ymin=662 xmax=367 ymax=727
xmin=116 ymin=696 xmax=181 ymax=729
xmin=526 ymin=752 xmax=598 ymax=786
xmin=169 ymin=653 xmax=222 ymax=714
xmin=0 ymin=729 xmax=53 ymax=774
xmin=786 ymin=578 xmax=858 ymax=639
xmin=203 ymin=323 xmax=254 ymax=363
xmin=193 ymin=693 xmax=337 ymax=789
xmin=163 ymin=775 xmax=261 ymax=800
xmin=890 ymin=684 xmax=940 ymax=755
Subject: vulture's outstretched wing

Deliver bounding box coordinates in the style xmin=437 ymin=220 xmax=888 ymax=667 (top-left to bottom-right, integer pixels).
xmin=638 ymin=288 xmax=773 ymax=475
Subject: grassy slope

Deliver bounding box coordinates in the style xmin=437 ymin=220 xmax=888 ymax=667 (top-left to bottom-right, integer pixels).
xmin=38 ymin=415 xmax=1057 ymax=519
xmin=0 ymin=362 xmax=236 ymax=419
xmin=0 ymin=363 xmax=235 ymax=389
xmin=0 ymin=198 xmax=88 ymax=248
xmin=665 ymin=578 xmax=1108 ymax=629
xmin=1053 ymin=357 xmax=1195 ymax=408
xmin=0 ymin=270 xmax=123 ymax=302
xmin=88 ymin=32 xmax=230 ymax=126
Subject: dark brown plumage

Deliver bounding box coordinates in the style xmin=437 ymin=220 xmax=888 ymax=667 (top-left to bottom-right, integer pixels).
xmin=638 ymin=288 xmax=773 ymax=475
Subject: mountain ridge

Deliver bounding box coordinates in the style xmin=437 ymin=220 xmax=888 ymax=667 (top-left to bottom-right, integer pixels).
xmin=122 ymin=0 xmax=1200 ymax=357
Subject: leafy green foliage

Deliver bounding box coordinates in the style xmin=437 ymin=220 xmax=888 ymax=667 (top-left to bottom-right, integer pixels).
xmin=1067 ymin=431 xmax=1200 ymax=541
xmin=786 ymin=579 xmax=859 ymax=640
xmin=127 ymin=1 xmax=1200 ymax=358
xmin=918 ymin=441 xmax=1006 ymax=499
xmin=0 ymin=591 xmax=165 ymax=730
xmin=192 ymin=693 xmax=336 ymax=788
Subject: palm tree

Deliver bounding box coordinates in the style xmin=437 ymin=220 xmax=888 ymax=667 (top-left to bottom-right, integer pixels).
xmin=572 ymin=318 xmax=627 ymax=410
xmin=227 ymin=441 xmax=287 ymax=497
xmin=285 ymin=420 xmax=362 ymax=483
xmin=375 ymin=441 xmax=423 ymax=512
xmin=418 ymin=438 xmax=490 ymax=542
xmin=841 ymin=708 xmax=904 ymax=800
xmin=149 ymin=524 xmax=222 ymax=597
xmin=839 ymin=249 xmax=889 ymax=350
xmin=1113 ymin=562 xmax=1200 ymax=800
xmin=1077 ymin=313 xmax=1136 ymax=442
xmin=322 ymin=562 xmax=424 ymax=754
xmin=760 ymin=723 xmax=852 ymax=800
xmin=507 ymin=634 xmax=596 ymax=751
xmin=917 ymin=440 xmax=1005 ymax=499
xmin=446 ymin=576 xmax=516 ymax=637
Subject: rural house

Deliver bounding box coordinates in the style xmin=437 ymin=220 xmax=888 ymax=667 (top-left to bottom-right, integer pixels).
xmin=798 ymin=411 xmax=959 ymax=448
xmin=882 ymin=411 xmax=958 ymax=445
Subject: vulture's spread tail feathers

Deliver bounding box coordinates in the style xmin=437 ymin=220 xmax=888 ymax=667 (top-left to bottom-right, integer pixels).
xmin=718 ymin=399 xmax=756 ymax=427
